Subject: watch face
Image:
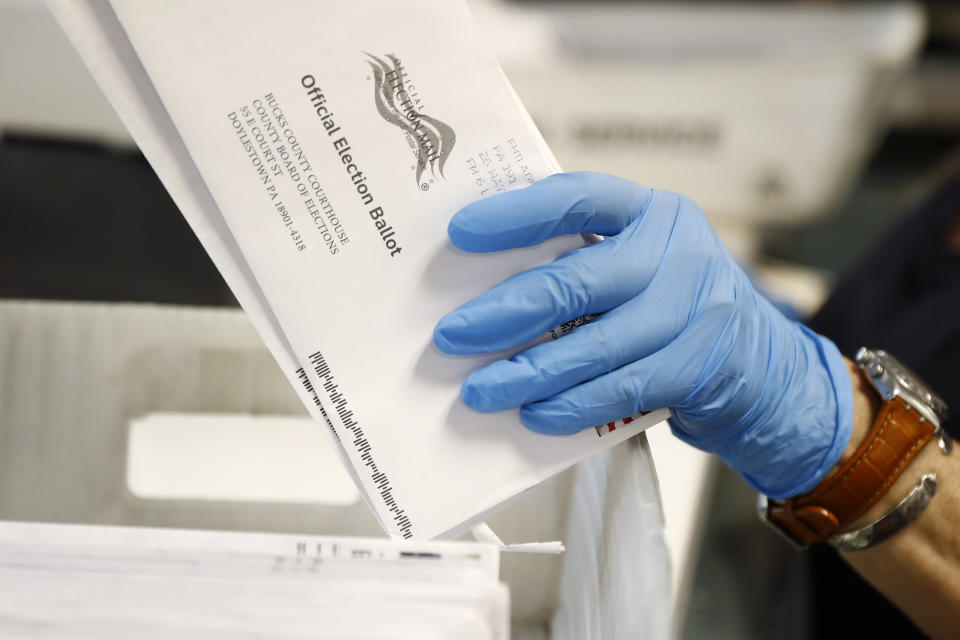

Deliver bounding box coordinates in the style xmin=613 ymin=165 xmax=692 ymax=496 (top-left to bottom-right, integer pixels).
xmin=884 ymin=353 xmax=923 ymax=394
xmin=873 ymin=350 xmax=949 ymax=422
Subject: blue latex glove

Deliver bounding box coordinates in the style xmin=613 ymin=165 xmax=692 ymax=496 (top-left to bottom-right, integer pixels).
xmin=434 ymin=172 xmax=853 ymax=498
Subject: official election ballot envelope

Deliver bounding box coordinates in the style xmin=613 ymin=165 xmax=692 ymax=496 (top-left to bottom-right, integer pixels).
xmin=50 ymin=0 xmax=669 ymax=540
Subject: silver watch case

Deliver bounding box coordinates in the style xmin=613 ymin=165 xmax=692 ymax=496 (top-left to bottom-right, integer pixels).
xmin=855 ymin=347 xmax=952 ymax=454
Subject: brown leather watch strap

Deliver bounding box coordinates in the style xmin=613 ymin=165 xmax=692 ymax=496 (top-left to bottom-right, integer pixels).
xmin=767 ymin=395 xmax=935 ymax=547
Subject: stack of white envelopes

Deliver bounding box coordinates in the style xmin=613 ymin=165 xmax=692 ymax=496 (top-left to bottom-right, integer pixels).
xmin=49 ymin=0 xmax=668 ymax=541
xmin=0 ymin=520 xmax=508 ymax=639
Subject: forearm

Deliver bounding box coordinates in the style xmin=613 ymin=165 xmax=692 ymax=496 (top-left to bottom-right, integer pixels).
xmin=835 ymin=358 xmax=960 ymax=638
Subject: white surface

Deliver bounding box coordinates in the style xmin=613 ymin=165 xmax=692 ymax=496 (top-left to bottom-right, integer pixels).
xmin=0 ymin=300 xmax=379 ymax=537
xmin=127 ymin=412 xmax=360 ymax=505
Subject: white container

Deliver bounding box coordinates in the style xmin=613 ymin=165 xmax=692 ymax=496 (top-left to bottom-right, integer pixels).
xmin=471 ymin=1 xmax=926 ymax=226
xmin=0 ymin=300 xmax=687 ymax=637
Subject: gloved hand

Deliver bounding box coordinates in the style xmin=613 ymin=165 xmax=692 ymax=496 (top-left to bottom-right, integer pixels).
xmin=434 ymin=172 xmax=853 ymax=498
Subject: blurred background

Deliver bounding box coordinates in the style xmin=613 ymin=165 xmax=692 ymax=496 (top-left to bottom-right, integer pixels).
xmin=2 ymin=0 xmax=959 ymax=637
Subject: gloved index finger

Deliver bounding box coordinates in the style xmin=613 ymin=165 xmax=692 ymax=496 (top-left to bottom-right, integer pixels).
xmin=448 ymin=172 xmax=653 ymax=253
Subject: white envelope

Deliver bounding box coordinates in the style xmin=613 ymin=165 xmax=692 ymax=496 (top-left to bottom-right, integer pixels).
xmin=49 ymin=0 xmax=668 ymax=540
xmin=0 ymin=520 xmax=509 ymax=639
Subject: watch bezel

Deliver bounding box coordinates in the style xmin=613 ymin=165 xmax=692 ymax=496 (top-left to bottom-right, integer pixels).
xmin=855 ymin=347 xmax=950 ymax=430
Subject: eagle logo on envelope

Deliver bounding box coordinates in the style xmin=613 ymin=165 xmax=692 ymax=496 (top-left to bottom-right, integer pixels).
xmin=365 ymin=53 xmax=456 ymax=189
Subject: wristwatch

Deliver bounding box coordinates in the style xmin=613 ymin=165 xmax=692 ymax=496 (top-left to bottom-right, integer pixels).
xmin=759 ymin=347 xmax=951 ymax=550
